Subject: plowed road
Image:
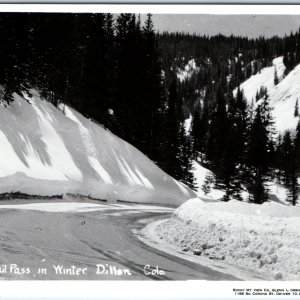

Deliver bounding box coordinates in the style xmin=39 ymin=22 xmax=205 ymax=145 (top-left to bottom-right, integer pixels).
xmin=0 ymin=199 xmax=238 ymax=280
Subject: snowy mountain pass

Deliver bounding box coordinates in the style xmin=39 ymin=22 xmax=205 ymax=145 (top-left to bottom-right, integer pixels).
xmin=0 ymin=199 xmax=237 ymax=280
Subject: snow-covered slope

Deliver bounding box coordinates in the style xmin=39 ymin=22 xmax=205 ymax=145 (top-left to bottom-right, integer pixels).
xmin=235 ymin=57 xmax=285 ymax=103
xmin=234 ymin=57 xmax=300 ymax=133
xmin=0 ymin=91 xmax=195 ymax=205
xmin=192 ymin=161 xmax=225 ymax=200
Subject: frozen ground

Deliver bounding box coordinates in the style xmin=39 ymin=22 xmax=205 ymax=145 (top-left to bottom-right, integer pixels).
xmin=0 ymin=91 xmax=195 ymax=205
xmin=149 ymin=198 xmax=300 ymax=280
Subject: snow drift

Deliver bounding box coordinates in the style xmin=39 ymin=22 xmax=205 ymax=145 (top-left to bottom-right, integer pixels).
xmin=154 ymin=198 xmax=300 ymax=280
xmin=234 ymin=56 xmax=300 ymax=133
xmin=0 ymin=90 xmax=195 ymax=205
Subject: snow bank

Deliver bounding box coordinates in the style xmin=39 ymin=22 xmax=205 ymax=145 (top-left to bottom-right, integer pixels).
xmin=0 ymin=91 xmax=195 ymax=205
xmin=155 ymin=198 xmax=300 ymax=280
xmin=0 ymin=202 xmax=174 ymax=213
xmin=234 ymin=56 xmax=300 ymax=133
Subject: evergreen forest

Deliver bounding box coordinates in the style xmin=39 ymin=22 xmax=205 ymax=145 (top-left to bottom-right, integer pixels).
xmin=1 ymin=12 xmax=300 ymax=205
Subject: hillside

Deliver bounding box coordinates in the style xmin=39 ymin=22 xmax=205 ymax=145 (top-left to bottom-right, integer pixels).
xmin=234 ymin=56 xmax=300 ymax=132
xmin=0 ymin=90 xmax=195 ymax=205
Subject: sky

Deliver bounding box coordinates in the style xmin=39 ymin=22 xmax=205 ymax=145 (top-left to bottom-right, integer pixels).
xmin=142 ymin=15 xmax=300 ymax=38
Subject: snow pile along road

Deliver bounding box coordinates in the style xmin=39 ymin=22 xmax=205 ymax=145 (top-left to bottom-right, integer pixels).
xmin=154 ymin=198 xmax=300 ymax=280
xmin=0 ymin=91 xmax=195 ymax=205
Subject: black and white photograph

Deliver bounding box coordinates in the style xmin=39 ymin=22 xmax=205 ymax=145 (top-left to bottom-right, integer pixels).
xmin=0 ymin=5 xmax=299 ymax=283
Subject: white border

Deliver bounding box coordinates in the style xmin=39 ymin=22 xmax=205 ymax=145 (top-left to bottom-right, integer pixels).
xmin=1 ymin=281 xmax=300 ymax=298
xmin=0 ymin=4 xmax=298 ymax=14
xmin=0 ymin=3 xmax=299 ymax=299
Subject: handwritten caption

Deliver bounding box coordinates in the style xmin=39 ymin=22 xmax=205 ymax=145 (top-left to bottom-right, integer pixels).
xmin=0 ymin=263 xmax=166 ymax=277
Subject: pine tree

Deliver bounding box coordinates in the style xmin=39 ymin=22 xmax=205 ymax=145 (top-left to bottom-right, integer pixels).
xmin=219 ymin=87 xmax=248 ymax=201
xmin=280 ymin=130 xmax=298 ymax=205
xmin=114 ymin=13 xmax=142 ymax=143
xmin=141 ymin=13 xmax=164 ymax=160
xmin=255 ymin=90 xmax=260 ymax=102
xmin=246 ymin=107 xmax=270 ymax=204
xmin=206 ymin=86 xmax=228 ymax=171
xmin=191 ymin=110 xmax=205 ymax=160
xmin=164 ymin=78 xmax=183 ymax=180
xmin=202 ymin=173 xmax=215 ymax=195
xmin=275 ymin=133 xmax=284 ymax=182
xmin=0 ymin=13 xmax=32 ymax=103
xmin=259 ymin=89 xmax=276 ymax=166
xmin=178 ymin=124 xmax=196 ymax=189
xmin=164 ymin=76 xmax=195 ymax=189
xmin=287 ymin=173 xmax=298 ymax=206
xmin=250 ymin=168 xmax=268 ymax=204
xmin=274 ymin=67 xmax=279 ymax=85
xmin=288 ymin=120 xmax=300 ymax=205
xmin=294 ymin=99 xmax=299 ymax=117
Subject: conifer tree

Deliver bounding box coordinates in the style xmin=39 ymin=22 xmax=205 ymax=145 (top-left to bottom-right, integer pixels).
xmin=164 ymin=76 xmax=195 ymax=189
xmin=279 ymin=130 xmax=298 ymax=205
xmin=281 ymin=131 xmax=293 ymax=179
xmin=202 ymin=173 xmax=215 ymax=195
xmin=141 ymin=13 xmax=164 ymax=159
xmin=206 ymin=86 xmax=228 ymax=171
xmin=246 ymin=89 xmax=276 ymax=204
xmin=294 ymin=99 xmax=299 ymax=117
xmin=164 ymin=78 xmax=183 ymax=180
xmin=191 ymin=110 xmax=204 ymax=160
xmin=219 ymin=87 xmax=248 ymax=201
xmin=274 ymin=67 xmax=279 ymax=85
xmin=288 ymin=120 xmax=300 ymax=205
xmin=178 ymin=124 xmax=196 ymax=189
xmin=0 ymin=13 xmax=32 ymax=103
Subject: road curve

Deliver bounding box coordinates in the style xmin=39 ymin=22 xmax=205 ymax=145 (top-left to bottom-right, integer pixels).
xmin=0 ymin=199 xmax=239 ymax=280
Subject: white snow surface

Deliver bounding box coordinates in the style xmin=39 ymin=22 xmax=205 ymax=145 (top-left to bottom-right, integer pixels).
xmin=234 ymin=57 xmax=285 ymax=103
xmin=0 ymin=91 xmax=195 ymax=205
xmin=192 ymin=161 xmax=225 ymax=200
xmin=234 ymin=56 xmax=300 ymax=133
xmin=155 ymin=198 xmax=300 ymax=280
xmin=0 ymin=201 xmax=174 ymax=213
